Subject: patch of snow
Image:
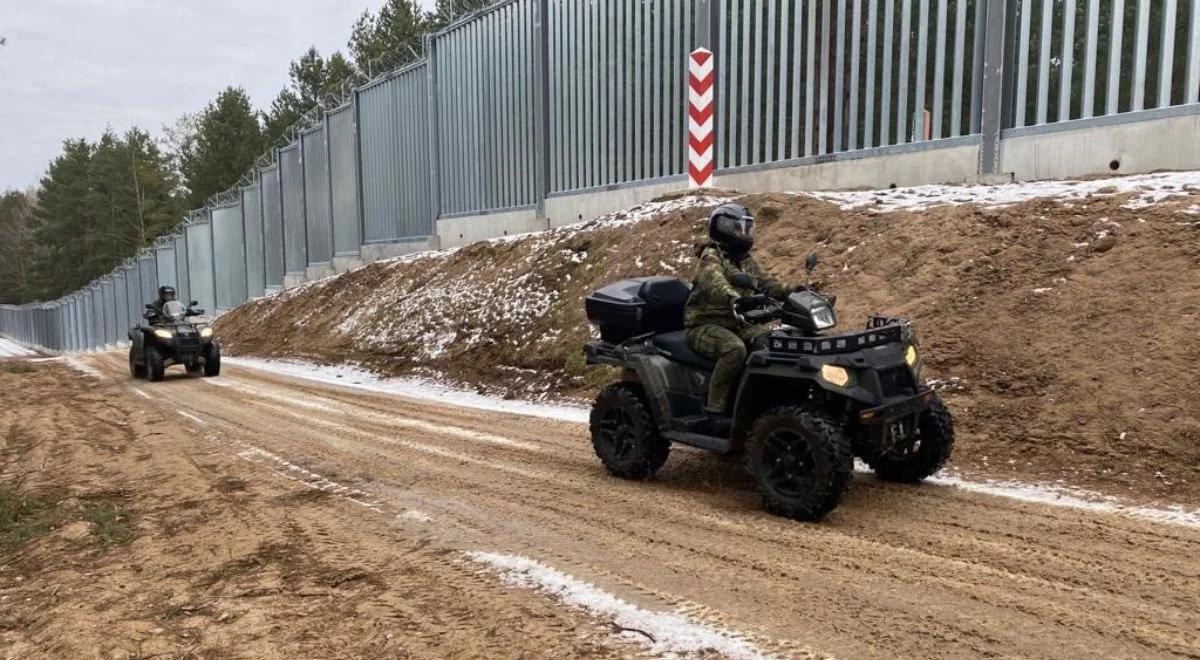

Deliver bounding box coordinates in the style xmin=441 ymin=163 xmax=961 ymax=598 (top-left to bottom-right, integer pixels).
xmin=466 ymin=552 xmax=773 ymax=659
xmin=1180 ymin=204 xmax=1200 ymax=216
xmin=399 ymin=510 xmax=432 ymax=523
xmin=236 ymin=445 xmax=382 ymax=511
xmin=64 ymin=357 xmax=102 ymax=379
xmin=1031 ymin=287 xmax=1053 ymax=294
xmin=805 ymin=170 xmax=1200 ymax=213
xmin=927 ymin=473 xmax=1200 ymax=529
xmin=0 ymin=337 xmax=38 ymax=358
xmin=178 ymin=411 xmax=207 ymax=425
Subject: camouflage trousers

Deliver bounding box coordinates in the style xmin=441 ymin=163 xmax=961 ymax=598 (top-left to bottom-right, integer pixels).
xmin=685 ymin=324 xmax=773 ymax=414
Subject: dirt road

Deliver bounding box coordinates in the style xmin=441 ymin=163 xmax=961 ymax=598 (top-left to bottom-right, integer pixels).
xmin=7 ymin=354 xmax=1200 ymax=658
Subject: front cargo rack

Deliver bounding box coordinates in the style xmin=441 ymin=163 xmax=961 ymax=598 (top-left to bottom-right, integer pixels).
xmin=769 ymin=316 xmax=912 ymax=355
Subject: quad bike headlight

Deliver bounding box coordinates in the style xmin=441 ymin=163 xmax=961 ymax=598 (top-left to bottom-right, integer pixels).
xmin=820 ymin=364 xmax=852 ymax=388
xmin=153 ymin=328 xmax=173 ymax=340
xmin=199 ymin=327 xmax=214 ymax=338
xmin=905 ymin=345 xmax=919 ymax=367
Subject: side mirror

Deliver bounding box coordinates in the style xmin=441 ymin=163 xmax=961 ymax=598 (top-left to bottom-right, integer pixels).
xmin=190 ymin=300 xmax=199 ymax=307
xmin=805 ymin=252 xmax=819 ymax=273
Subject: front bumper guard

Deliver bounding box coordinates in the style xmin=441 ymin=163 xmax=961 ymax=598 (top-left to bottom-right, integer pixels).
xmin=858 ymin=389 xmax=936 ymax=425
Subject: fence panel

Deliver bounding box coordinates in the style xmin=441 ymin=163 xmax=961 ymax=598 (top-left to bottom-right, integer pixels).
xmin=123 ymin=263 xmax=141 ymax=334
xmin=360 ymin=65 xmax=434 ymax=241
xmin=64 ymin=298 xmax=76 ymax=351
xmin=171 ymin=234 xmax=190 ymax=306
xmin=328 ymin=104 xmax=362 ymax=256
xmin=212 ymin=203 xmax=249 ymax=311
xmin=1011 ymin=0 xmax=1197 ymax=129
xmin=435 ymin=1 xmax=538 ymax=212
xmin=717 ymin=0 xmax=981 ymax=170
xmin=137 ymin=253 xmax=159 ymax=307
xmin=302 ymin=126 xmax=333 ymax=266
xmin=155 ymin=244 xmax=177 ymax=291
xmin=186 ymin=219 xmax=217 ymax=315
xmin=113 ymin=271 xmax=129 ymax=339
xmin=102 ymin=278 xmax=117 ymax=346
xmin=88 ymin=287 xmax=101 ymax=349
xmin=242 ymin=183 xmax=266 ymax=298
xmin=553 ymin=0 xmax=697 ymax=190
xmin=280 ymin=144 xmax=308 ymax=275
xmin=261 ymin=165 xmax=285 ymax=288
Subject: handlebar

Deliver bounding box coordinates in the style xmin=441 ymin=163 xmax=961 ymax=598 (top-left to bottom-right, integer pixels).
xmin=742 ymin=306 xmax=783 ymax=324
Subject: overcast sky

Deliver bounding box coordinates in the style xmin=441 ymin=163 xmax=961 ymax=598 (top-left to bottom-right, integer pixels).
xmin=0 ymin=0 xmax=437 ymax=191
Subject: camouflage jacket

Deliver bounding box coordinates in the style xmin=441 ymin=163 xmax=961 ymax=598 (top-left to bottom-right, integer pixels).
xmin=684 ymin=243 xmax=793 ymax=330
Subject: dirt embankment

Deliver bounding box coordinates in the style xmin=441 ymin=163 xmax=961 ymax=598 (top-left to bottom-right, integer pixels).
xmin=215 ymin=185 xmax=1200 ymax=503
xmin=0 ymin=361 xmax=629 ymax=658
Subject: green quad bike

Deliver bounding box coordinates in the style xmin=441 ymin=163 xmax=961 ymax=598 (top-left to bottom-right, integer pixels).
xmin=128 ymin=300 xmax=221 ymax=382
xmin=582 ymin=254 xmax=954 ymax=521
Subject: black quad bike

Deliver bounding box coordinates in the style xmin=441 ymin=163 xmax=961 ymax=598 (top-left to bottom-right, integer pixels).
xmin=582 ymin=254 xmax=953 ymax=521
xmin=128 ymin=300 xmax=221 ymax=382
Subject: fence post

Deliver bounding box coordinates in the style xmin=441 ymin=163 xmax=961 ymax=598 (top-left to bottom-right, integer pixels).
xmin=693 ymin=0 xmax=718 ymax=51
xmin=977 ymin=0 xmax=1017 ymax=176
xmin=533 ymin=0 xmax=551 ymax=225
xmin=424 ymin=35 xmax=442 ymax=241
xmin=352 ymin=88 xmax=368 ymax=254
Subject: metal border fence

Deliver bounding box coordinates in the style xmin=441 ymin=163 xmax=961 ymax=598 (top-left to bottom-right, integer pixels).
xmin=4 ymin=0 xmax=1199 ymax=351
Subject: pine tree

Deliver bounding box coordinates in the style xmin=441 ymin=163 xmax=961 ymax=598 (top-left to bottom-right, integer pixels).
xmin=28 ymin=130 xmax=180 ymax=299
xmin=0 ymin=189 xmax=38 ymax=303
xmin=263 ymin=48 xmax=362 ymax=146
xmin=348 ymin=0 xmax=430 ymax=76
xmin=178 ymin=87 xmax=264 ymax=208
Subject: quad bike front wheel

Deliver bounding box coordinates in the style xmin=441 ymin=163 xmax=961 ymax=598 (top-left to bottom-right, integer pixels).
xmin=147 ymin=347 xmax=166 ymax=382
xmin=861 ymin=394 xmax=954 ymax=483
xmin=203 ymin=344 xmax=221 ymax=377
xmin=589 ymin=383 xmax=670 ymax=479
xmin=746 ymin=405 xmax=854 ymax=522
xmin=128 ymin=348 xmax=145 ymax=379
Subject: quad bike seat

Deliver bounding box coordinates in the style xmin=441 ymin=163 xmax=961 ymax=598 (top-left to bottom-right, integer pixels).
xmin=652 ymin=331 xmax=716 ymax=371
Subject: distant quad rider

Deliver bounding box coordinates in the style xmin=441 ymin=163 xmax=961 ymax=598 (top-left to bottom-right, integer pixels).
xmin=149 ymin=286 xmax=177 ymax=324
xmin=685 ymin=203 xmax=806 ymax=419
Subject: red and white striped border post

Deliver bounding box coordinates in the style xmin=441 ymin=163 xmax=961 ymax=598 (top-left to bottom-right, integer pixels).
xmin=688 ymin=48 xmax=715 ymax=189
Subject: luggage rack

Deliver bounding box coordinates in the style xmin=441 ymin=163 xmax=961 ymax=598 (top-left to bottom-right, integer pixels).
xmin=769 ymin=317 xmax=912 ymax=356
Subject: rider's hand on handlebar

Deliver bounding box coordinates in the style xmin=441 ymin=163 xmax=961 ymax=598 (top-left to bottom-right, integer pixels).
xmin=735 ymin=294 xmax=772 ymax=312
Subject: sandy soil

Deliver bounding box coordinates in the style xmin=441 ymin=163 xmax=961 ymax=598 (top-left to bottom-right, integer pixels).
xmin=4 ymin=353 xmax=1194 ymax=658
xmin=0 ymin=360 xmax=635 ymax=659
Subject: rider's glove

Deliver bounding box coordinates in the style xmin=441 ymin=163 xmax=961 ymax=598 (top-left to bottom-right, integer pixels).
xmin=734 ymin=294 xmax=772 ymax=312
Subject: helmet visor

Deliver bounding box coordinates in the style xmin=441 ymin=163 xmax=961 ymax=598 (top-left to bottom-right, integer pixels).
xmin=715 ymin=213 xmax=754 ymax=242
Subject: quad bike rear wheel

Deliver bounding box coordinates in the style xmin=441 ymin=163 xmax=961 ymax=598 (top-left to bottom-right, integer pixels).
xmin=589 ymin=383 xmax=670 ymax=479
xmin=746 ymin=405 xmax=853 ymax=522
xmin=147 ymin=347 xmax=166 ymax=382
xmin=129 ymin=347 xmax=145 ymax=379
xmin=861 ymin=394 xmax=954 ymax=483
xmin=203 ymin=344 xmax=221 ymax=377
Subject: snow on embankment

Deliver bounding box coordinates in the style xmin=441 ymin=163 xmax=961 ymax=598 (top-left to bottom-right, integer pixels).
xmin=216 ymin=174 xmax=1200 ymax=504
xmin=0 ymin=337 xmax=39 ymax=358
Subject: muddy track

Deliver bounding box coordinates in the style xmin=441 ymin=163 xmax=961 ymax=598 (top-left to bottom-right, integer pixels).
xmin=87 ymin=353 xmax=1200 ymax=659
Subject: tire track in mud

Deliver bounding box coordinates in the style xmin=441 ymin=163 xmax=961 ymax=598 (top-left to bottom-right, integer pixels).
xmin=91 ymin=353 xmax=1200 ymax=659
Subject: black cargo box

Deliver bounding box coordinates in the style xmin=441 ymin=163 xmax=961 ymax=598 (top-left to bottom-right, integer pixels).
xmin=585 ymin=277 xmax=691 ymax=343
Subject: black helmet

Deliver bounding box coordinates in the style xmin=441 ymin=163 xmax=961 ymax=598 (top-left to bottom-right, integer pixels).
xmin=158 ymin=286 xmax=176 ymax=301
xmin=708 ymin=203 xmax=755 ymax=255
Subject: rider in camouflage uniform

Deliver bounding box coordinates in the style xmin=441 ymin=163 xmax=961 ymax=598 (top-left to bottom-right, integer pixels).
xmin=685 ymin=203 xmax=798 ymax=415
xmin=148 ymin=286 xmax=177 ymax=324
